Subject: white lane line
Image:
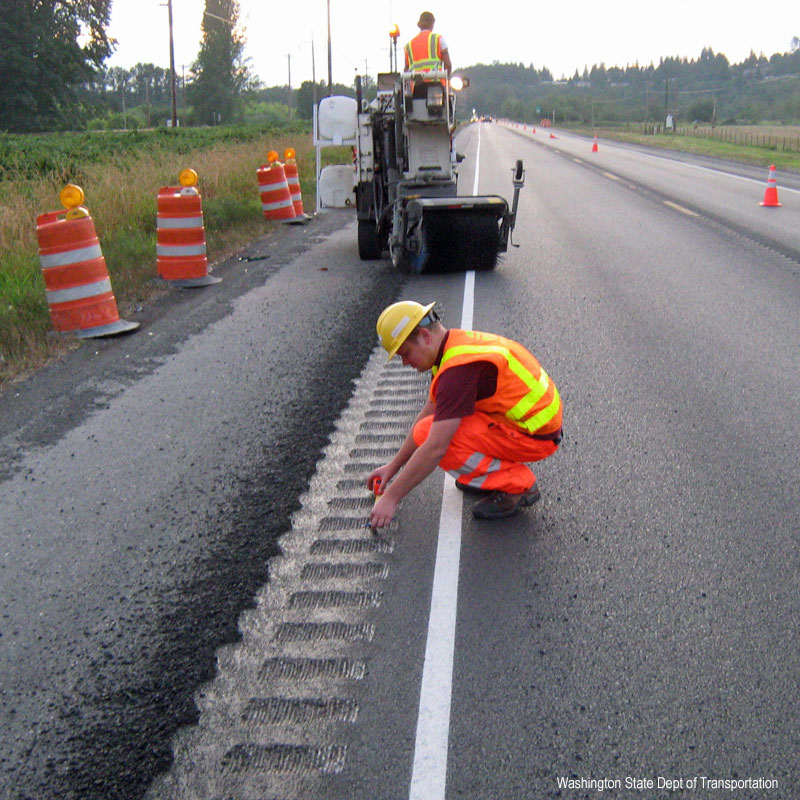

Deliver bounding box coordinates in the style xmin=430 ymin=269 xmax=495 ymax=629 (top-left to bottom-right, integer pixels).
xmin=461 ymin=270 xmax=475 ymax=329
xmin=626 ymin=148 xmax=800 ymax=196
xmin=555 ymin=132 xmax=800 ymax=196
xmin=472 ymin=125 xmax=481 ymax=196
xmin=407 ymin=473 xmax=463 ymax=799
xmin=409 ymin=271 xmax=475 ymax=800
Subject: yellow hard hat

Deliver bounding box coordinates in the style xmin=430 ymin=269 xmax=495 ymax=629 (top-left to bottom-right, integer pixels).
xmin=376 ymin=300 xmax=436 ymax=360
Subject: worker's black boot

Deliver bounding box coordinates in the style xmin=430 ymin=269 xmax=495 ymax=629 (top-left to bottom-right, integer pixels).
xmin=471 ymin=484 xmax=541 ymax=520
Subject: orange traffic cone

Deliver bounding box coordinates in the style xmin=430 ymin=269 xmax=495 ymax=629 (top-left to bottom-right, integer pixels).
xmin=591 ymin=136 xmax=598 ymax=152
xmin=36 ymin=185 xmax=139 ymax=338
xmin=759 ymin=164 xmax=782 ymax=207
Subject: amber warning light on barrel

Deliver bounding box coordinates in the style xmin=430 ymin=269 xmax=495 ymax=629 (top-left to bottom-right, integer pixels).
xmin=179 ymin=168 xmax=198 ymax=187
xmin=60 ymin=183 xmax=89 ymax=219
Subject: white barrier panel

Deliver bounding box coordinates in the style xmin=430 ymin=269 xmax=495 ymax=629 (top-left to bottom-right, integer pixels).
xmin=318 ymin=96 xmax=358 ymax=144
xmin=319 ymin=165 xmax=356 ymax=208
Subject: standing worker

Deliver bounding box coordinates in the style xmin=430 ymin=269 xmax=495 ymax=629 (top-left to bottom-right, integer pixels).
xmin=368 ymin=301 xmax=563 ymax=529
xmin=404 ymin=11 xmax=452 ymax=77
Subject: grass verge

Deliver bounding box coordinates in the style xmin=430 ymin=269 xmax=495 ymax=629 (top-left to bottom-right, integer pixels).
xmin=0 ymin=127 xmax=352 ymax=387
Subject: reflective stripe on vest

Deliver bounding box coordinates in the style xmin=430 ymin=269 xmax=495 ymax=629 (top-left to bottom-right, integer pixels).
xmin=404 ymin=31 xmax=441 ymax=71
xmin=431 ymin=332 xmax=561 ymax=434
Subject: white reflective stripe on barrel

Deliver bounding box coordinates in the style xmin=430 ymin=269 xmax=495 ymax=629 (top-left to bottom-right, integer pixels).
xmin=261 ymin=198 xmax=294 ymax=211
xmin=39 ymin=244 xmax=103 ymax=269
xmin=156 ymin=244 xmax=207 ymax=257
xmin=157 ymin=216 xmax=204 ymax=229
xmin=46 ymin=278 xmax=112 ymax=304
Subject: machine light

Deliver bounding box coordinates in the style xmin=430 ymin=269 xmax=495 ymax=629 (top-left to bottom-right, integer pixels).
xmin=450 ymin=75 xmax=468 ymax=91
xmin=426 ymin=84 xmax=444 ymax=110
xmin=389 ymin=23 xmax=400 ymax=39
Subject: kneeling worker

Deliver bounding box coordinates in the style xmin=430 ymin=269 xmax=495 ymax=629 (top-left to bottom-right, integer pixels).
xmin=368 ymin=301 xmax=563 ymax=529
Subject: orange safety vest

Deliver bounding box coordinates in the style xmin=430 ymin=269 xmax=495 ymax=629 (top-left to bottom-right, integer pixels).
xmin=430 ymin=330 xmax=563 ymax=436
xmin=404 ymin=30 xmax=444 ymax=72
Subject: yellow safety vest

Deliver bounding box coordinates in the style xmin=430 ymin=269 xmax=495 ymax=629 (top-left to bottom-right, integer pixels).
xmin=404 ymin=31 xmax=443 ymax=72
xmin=430 ymin=330 xmax=562 ymax=435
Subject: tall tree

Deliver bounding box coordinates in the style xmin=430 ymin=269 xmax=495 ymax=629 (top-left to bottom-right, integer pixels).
xmin=189 ymin=0 xmax=251 ymax=125
xmin=0 ymin=0 xmax=114 ymax=132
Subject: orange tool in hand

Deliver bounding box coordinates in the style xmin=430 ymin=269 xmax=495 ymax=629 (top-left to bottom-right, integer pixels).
xmin=367 ymin=476 xmax=385 ymax=533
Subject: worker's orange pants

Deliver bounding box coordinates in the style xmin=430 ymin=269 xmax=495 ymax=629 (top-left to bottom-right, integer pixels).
xmin=412 ymin=412 xmax=559 ymax=494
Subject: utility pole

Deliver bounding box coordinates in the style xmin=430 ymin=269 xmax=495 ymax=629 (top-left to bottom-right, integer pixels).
xmin=167 ymin=0 xmax=178 ymax=127
xmin=664 ymin=77 xmax=675 ymax=130
xmin=312 ymin=34 xmax=318 ymax=109
xmin=327 ymin=0 xmax=333 ymax=96
xmin=287 ymin=53 xmax=292 ymax=121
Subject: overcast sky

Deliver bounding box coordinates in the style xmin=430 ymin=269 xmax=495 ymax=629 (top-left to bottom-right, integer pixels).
xmin=106 ymin=0 xmax=799 ymax=87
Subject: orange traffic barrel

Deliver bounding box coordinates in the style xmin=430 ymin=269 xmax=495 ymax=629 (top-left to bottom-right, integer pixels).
xmin=257 ymin=151 xmax=298 ymax=223
xmin=283 ymin=147 xmax=309 ymax=222
xmin=36 ymin=185 xmax=139 ymax=338
xmin=156 ymin=169 xmax=221 ymax=287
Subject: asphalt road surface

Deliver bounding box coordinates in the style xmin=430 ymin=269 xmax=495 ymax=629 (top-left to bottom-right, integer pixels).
xmin=1 ymin=123 xmax=798 ymax=799
xmin=0 ymin=211 xmax=405 ymax=798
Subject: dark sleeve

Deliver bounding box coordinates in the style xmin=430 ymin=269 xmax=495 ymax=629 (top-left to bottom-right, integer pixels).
xmin=432 ymin=362 xmax=497 ymax=421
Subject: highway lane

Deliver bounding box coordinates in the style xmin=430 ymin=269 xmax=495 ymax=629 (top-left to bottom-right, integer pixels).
xmin=437 ymin=123 xmax=800 ymax=798
xmin=147 ymin=122 xmax=798 ymax=799
xmin=0 ymin=214 xmax=406 ymax=799
xmin=2 ymin=121 xmax=797 ymax=800
xmin=499 ymin=121 xmax=800 ymax=261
